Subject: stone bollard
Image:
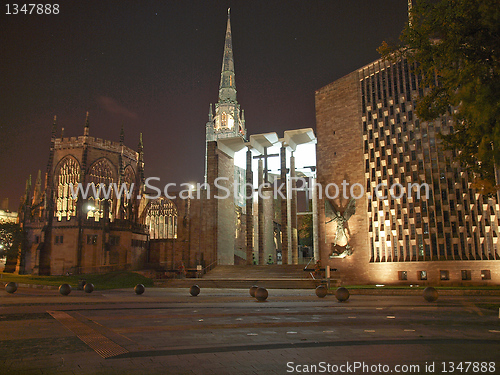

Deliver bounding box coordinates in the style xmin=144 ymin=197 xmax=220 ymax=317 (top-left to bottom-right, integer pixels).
xmin=423 ymin=286 xmax=438 ymax=302
xmin=84 ymin=283 xmax=94 ymax=293
xmin=59 ymin=284 xmax=72 ymax=296
xmin=315 ymin=285 xmax=328 ymax=298
xmin=134 ymin=284 xmax=145 ymax=295
xmin=249 ymin=285 xmax=258 ymax=297
xmin=5 ymin=282 xmax=17 ymax=294
xmin=255 ymin=287 xmax=268 ymax=302
xmin=190 ymin=285 xmax=200 ymax=296
xmin=335 ymin=287 xmax=350 ymax=302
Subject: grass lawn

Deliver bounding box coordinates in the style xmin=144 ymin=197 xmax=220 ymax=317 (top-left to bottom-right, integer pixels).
xmin=0 ymin=271 xmax=154 ymax=290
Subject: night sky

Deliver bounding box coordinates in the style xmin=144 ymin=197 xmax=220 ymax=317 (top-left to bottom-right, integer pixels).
xmin=0 ymin=0 xmax=408 ymax=210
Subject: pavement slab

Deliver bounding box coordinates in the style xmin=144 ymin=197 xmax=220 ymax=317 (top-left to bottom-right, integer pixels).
xmin=0 ymin=287 xmax=499 ymax=374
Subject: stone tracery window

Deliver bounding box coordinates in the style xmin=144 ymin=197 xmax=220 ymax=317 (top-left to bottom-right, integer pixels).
xmin=119 ymin=165 xmax=135 ymax=219
xmin=221 ymin=112 xmax=227 ymax=128
xmin=87 ymin=158 xmax=116 ymax=221
xmin=55 ymin=156 xmax=80 ymax=221
xmin=145 ymin=197 xmax=177 ymax=239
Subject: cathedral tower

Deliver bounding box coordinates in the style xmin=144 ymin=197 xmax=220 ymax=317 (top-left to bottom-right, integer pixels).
xmin=205 ymin=8 xmax=246 ymax=181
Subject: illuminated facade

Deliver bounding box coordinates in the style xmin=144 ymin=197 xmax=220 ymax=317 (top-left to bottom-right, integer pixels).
xmin=316 ymin=57 xmax=500 ymax=285
xmin=19 ymin=115 xmax=179 ymax=275
xmin=17 ymin=9 xmax=318 ymax=275
xmin=202 ymin=10 xmax=317 ymax=266
xmin=0 ymin=210 xmax=18 ymax=224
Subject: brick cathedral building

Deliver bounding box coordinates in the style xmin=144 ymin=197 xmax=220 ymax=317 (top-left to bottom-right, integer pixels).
xmin=316 ymin=57 xmax=500 ymax=285
xmin=19 ymin=114 xmax=150 ymax=275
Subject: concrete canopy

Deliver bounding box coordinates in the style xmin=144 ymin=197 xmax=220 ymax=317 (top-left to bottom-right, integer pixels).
xmin=217 ymin=137 xmax=246 ymax=158
xmin=284 ymin=128 xmax=316 ymax=151
xmin=249 ymin=133 xmax=279 ymax=154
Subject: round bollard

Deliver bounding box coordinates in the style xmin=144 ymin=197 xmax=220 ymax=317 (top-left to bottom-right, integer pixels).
xmin=255 ymin=287 xmax=268 ymax=302
xmin=5 ymin=282 xmax=18 ymax=294
xmin=84 ymin=282 xmax=94 ymax=293
xmin=249 ymin=285 xmax=258 ymax=297
xmin=423 ymin=286 xmax=438 ymax=302
xmin=134 ymin=284 xmax=145 ymax=295
xmin=335 ymin=287 xmax=350 ymax=302
xmin=190 ymin=285 xmax=200 ymax=296
xmin=315 ymin=285 xmax=328 ymax=298
xmin=59 ymin=284 xmax=72 ymax=296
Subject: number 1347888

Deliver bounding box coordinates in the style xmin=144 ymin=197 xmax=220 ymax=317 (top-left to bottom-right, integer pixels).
xmin=5 ymin=4 xmax=59 ymax=14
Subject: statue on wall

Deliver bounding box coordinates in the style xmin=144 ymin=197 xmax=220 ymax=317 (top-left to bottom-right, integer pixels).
xmin=325 ymin=198 xmax=356 ymax=258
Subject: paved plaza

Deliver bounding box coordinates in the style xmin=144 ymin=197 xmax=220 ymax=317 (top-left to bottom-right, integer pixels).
xmin=0 ymin=287 xmax=499 ymax=374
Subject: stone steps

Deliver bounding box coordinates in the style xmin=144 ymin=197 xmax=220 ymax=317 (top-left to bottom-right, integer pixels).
xmin=154 ymin=278 xmax=320 ymax=289
xmin=153 ymin=264 xmax=332 ymax=289
xmin=203 ymin=265 xmax=311 ymax=280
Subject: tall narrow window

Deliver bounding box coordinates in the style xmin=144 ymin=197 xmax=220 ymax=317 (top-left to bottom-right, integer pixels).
xmin=55 ymin=156 xmax=80 ymax=221
xmin=145 ymin=197 xmax=178 ymax=239
xmin=116 ymin=165 xmax=136 ymax=219
xmin=87 ymin=158 xmax=116 ymax=221
xmin=221 ymin=112 xmax=227 ymax=128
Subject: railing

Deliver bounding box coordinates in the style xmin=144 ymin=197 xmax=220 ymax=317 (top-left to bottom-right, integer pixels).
xmin=304 ymin=257 xmax=315 ymax=270
xmin=201 ymin=260 xmax=217 ymax=276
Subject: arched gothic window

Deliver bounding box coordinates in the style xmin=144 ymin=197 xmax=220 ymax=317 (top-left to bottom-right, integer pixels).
xmin=221 ymin=112 xmax=227 ymax=128
xmin=55 ymin=156 xmax=80 ymax=221
xmin=118 ymin=165 xmax=136 ymax=219
xmin=145 ymin=197 xmax=177 ymax=239
xmin=87 ymin=158 xmax=116 ymax=221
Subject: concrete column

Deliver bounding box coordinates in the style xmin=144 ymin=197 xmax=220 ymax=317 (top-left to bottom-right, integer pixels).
xmin=312 ymin=177 xmax=319 ymax=261
xmin=290 ymin=153 xmax=298 ymax=264
xmin=246 ymin=148 xmax=253 ymax=265
xmin=495 ymin=163 xmax=500 ymax=210
xmin=258 ymin=159 xmax=264 ymax=265
xmin=280 ymin=145 xmax=288 ymax=264
xmin=263 ymin=188 xmax=274 ymax=264
xmin=287 ymin=177 xmax=292 ymax=264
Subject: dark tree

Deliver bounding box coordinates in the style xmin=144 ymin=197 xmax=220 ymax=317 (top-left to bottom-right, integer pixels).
xmin=378 ymin=0 xmax=500 ymax=191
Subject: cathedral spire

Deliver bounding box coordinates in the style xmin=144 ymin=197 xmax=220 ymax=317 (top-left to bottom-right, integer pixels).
xmin=46 ymin=116 xmax=57 ymax=191
xmin=84 ymin=111 xmax=90 ymax=136
xmin=120 ymin=124 xmax=125 ymax=145
xmin=32 ymin=170 xmax=42 ymax=206
xmin=137 ymin=133 xmax=145 ymax=185
xmin=208 ymin=103 xmax=213 ymax=121
xmin=408 ymin=0 xmax=413 ymax=27
xmin=219 ymin=8 xmax=237 ymax=103
xmin=51 ymin=115 xmax=57 ymax=139
xmin=23 ymin=175 xmax=32 ymax=206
